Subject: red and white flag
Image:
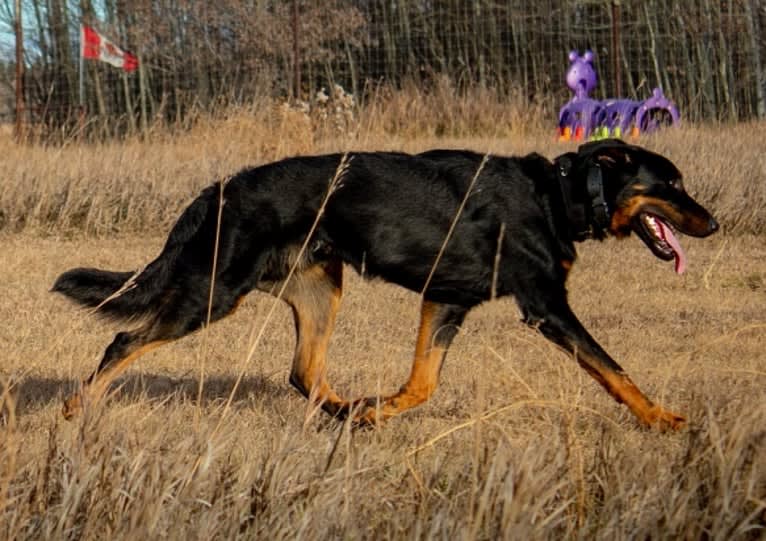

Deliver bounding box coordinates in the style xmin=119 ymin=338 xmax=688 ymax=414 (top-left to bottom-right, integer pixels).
xmin=81 ymin=26 xmax=138 ymax=72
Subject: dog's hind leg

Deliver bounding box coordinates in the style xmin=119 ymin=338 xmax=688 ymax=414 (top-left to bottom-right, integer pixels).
xmin=280 ymin=259 xmax=349 ymax=417
xmin=62 ymin=286 xmax=247 ymax=419
xmin=353 ymin=300 xmax=467 ymax=425
xmin=62 ymin=326 xmax=171 ymax=419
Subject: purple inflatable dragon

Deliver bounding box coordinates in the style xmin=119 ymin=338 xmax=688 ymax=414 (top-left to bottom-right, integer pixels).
xmin=558 ymin=50 xmax=679 ymax=141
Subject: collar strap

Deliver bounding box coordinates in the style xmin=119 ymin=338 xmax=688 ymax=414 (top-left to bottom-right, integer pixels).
xmin=586 ymin=164 xmax=610 ymax=231
xmin=556 ymin=158 xmax=611 ymax=240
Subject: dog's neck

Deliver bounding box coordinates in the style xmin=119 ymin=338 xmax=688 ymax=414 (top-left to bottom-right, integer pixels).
xmin=554 ymin=156 xmax=611 ymax=241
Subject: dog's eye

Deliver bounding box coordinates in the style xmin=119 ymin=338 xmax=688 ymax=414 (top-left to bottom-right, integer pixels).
xmin=669 ymin=178 xmax=684 ymax=190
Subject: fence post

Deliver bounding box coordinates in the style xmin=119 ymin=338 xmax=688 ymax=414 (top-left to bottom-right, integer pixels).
xmin=611 ymin=1 xmax=622 ymax=98
xmin=745 ymin=0 xmax=765 ymax=118
xmin=14 ymin=0 xmax=24 ymax=142
xmin=292 ymin=0 xmax=301 ymax=100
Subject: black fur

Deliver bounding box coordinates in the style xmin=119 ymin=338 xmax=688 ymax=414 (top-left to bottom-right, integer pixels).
xmin=53 ymin=184 xmax=216 ymax=319
xmin=54 ymin=139 xmax=719 ymax=428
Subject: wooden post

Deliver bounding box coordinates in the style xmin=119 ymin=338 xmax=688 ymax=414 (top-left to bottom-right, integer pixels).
xmin=139 ymin=54 xmax=148 ymax=137
xmin=292 ymin=0 xmax=300 ymax=100
xmin=14 ymin=0 xmax=24 ymax=142
xmin=611 ymin=1 xmax=622 ymax=98
xmin=745 ymin=0 xmax=765 ymax=118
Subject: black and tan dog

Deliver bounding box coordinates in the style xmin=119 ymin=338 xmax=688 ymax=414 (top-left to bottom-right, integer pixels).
xmin=53 ymin=139 xmax=718 ymax=429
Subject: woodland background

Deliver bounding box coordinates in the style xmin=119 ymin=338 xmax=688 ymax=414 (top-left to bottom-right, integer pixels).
xmin=1 ymin=0 xmax=766 ymax=139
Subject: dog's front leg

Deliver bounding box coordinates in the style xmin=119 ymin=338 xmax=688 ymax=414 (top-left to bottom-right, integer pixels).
xmin=353 ymin=300 xmax=468 ymax=425
xmin=527 ymin=300 xmax=686 ymax=431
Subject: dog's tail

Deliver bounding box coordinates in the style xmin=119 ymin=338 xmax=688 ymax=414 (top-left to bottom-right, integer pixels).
xmin=52 ymin=184 xmax=218 ymax=321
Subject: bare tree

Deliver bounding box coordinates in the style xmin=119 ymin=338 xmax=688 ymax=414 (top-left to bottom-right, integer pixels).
xmin=2 ymin=0 xmax=765 ymax=139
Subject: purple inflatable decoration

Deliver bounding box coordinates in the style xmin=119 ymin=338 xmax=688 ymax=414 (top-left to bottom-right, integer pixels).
xmin=565 ymin=50 xmax=597 ymax=99
xmin=558 ymin=50 xmax=679 ymax=141
xmin=635 ymin=87 xmax=680 ymax=133
xmin=602 ymin=98 xmax=640 ymax=136
xmin=558 ymin=50 xmax=604 ymax=140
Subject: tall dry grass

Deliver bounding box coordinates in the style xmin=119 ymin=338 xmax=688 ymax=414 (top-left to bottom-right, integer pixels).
xmin=1 ymin=235 xmax=764 ymax=539
xmin=0 ymin=87 xmax=765 ymax=539
xmin=3 ymin=84 xmax=764 ymax=236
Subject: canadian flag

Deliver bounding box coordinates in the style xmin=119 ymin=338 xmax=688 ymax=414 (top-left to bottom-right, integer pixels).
xmin=81 ymin=26 xmax=138 ymax=72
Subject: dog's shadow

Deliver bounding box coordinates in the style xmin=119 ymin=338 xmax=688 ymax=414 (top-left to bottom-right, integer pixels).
xmin=2 ymin=373 xmax=287 ymax=417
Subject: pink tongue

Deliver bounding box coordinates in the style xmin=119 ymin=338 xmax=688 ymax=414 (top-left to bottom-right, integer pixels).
xmin=656 ymin=218 xmax=687 ymax=274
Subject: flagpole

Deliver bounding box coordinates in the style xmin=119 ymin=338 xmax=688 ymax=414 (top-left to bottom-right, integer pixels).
xmin=79 ymin=25 xmax=84 ymax=109
xmin=14 ymin=0 xmax=24 ymax=141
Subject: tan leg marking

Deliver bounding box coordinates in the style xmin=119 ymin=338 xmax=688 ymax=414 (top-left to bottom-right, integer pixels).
xmin=283 ymin=260 xmax=349 ymax=416
xmin=577 ymin=350 xmax=685 ymax=431
xmin=354 ymin=301 xmax=449 ymax=425
xmin=62 ymin=340 xmax=169 ymax=420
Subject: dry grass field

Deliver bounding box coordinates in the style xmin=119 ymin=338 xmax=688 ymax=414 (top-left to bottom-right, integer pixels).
xmin=1 ymin=95 xmax=765 ymax=539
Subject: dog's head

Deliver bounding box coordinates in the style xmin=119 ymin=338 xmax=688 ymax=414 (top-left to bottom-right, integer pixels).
xmin=563 ymin=139 xmax=719 ymax=274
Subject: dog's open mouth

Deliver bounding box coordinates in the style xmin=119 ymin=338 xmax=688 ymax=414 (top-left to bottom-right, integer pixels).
xmin=635 ymin=213 xmax=687 ymax=274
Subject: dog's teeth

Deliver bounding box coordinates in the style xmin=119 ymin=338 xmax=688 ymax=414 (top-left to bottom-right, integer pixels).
xmin=644 ymin=215 xmax=661 ymax=237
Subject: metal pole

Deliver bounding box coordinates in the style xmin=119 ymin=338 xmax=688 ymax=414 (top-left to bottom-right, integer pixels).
xmin=79 ymin=25 xmax=85 ymax=109
xmin=14 ymin=0 xmax=24 ymax=142
xmin=79 ymin=25 xmax=86 ymax=138
xmin=611 ymin=1 xmax=622 ymax=97
xmin=292 ymin=0 xmax=300 ymax=100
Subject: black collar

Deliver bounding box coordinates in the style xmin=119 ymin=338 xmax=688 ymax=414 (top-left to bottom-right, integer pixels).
xmin=586 ymin=164 xmax=611 ymax=232
xmin=555 ymin=157 xmax=611 ymax=241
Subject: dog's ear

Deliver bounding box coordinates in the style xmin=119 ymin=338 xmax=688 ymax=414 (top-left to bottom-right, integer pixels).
xmin=577 ymin=138 xmax=636 ymax=170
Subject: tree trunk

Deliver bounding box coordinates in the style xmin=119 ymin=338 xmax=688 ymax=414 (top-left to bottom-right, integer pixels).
xmin=745 ymin=0 xmax=765 ymax=117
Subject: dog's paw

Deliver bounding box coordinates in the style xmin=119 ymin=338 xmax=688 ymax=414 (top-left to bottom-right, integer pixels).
xmin=62 ymin=393 xmax=83 ymax=420
xmin=645 ymin=406 xmax=686 ymax=432
xmin=349 ymin=397 xmax=388 ymax=428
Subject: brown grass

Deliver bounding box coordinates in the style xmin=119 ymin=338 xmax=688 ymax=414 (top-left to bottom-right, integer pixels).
xmin=2 ymin=87 xmax=764 ymax=236
xmin=1 ymin=92 xmax=765 ymax=539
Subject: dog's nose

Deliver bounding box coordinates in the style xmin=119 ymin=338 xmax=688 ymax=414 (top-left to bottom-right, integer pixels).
xmin=708 ymin=217 xmax=719 ymax=233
